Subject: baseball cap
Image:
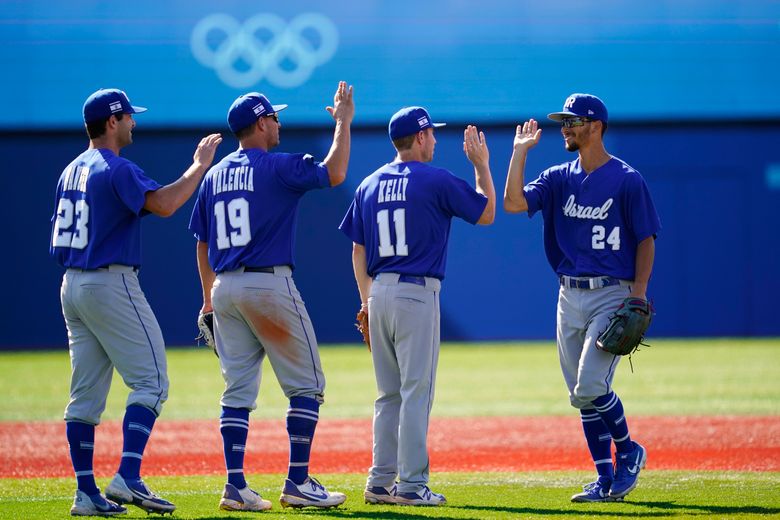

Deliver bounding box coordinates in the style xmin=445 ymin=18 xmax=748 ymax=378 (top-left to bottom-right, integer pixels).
xmin=83 ymin=88 xmax=147 ymax=123
xmin=547 ymin=93 xmax=608 ymax=123
xmin=227 ymin=92 xmax=288 ymax=133
xmin=388 ymin=106 xmax=446 ymax=141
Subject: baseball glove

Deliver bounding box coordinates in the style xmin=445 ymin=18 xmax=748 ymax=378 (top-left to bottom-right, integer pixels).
xmin=355 ymin=308 xmax=370 ymax=351
xmin=196 ymin=311 xmax=218 ymax=357
xmin=596 ymin=297 xmax=654 ymax=356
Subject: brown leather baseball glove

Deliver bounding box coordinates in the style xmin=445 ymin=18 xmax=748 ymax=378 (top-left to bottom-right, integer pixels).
xmin=355 ymin=308 xmax=370 ymax=351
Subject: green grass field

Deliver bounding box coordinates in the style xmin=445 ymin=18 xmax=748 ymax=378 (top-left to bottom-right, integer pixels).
xmin=1 ymin=339 xmax=779 ymax=518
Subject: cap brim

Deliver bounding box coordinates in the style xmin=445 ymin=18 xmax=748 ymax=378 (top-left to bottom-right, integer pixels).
xmin=547 ymin=111 xmax=576 ymax=121
xmin=131 ymin=105 xmax=148 ymax=114
xmin=272 ymin=104 xmax=288 ymax=113
xmin=432 ymin=122 xmax=446 ymax=128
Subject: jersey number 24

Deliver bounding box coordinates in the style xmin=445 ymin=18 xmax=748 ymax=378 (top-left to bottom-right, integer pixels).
xmin=592 ymin=225 xmax=620 ymax=250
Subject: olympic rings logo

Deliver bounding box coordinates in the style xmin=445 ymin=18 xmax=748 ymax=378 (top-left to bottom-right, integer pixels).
xmin=191 ymin=13 xmax=338 ymax=89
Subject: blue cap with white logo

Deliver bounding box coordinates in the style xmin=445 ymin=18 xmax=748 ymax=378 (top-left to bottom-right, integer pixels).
xmin=388 ymin=106 xmax=446 ymax=141
xmin=227 ymin=92 xmax=288 ymax=133
xmin=83 ymin=88 xmax=147 ymax=123
xmin=548 ymin=93 xmax=608 ymax=123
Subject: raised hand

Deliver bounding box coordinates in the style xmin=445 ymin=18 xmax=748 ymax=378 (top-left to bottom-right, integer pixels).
xmin=514 ymin=119 xmax=542 ymax=150
xmin=463 ymin=125 xmax=489 ymax=167
xmin=325 ymin=81 xmax=354 ymax=124
xmin=193 ymin=133 xmax=223 ymax=167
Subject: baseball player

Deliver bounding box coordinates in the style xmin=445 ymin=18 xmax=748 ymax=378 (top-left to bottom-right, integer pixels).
xmin=339 ymin=107 xmax=495 ymax=506
xmin=50 ymin=88 xmax=222 ymax=516
xmin=503 ymin=94 xmax=661 ymax=502
xmin=188 ymin=82 xmax=354 ymax=511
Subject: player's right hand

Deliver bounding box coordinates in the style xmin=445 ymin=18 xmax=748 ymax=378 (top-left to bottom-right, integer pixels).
xmin=193 ymin=133 xmax=223 ymax=168
xmin=513 ymin=119 xmax=541 ymax=150
xmin=326 ymin=81 xmax=354 ymax=124
xmin=463 ymin=125 xmax=489 ymax=167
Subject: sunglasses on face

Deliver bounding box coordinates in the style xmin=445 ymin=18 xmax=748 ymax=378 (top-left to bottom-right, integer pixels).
xmin=561 ymin=117 xmax=593 ymax=128
xmin=266 ymin=113 xmax=279 ymax=123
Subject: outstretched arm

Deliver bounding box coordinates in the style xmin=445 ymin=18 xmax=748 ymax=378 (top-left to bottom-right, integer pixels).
xmin=503 ymin=119 xmax=541 ymax=214
xmin=144 ymin=133 xmax=222 ymax=217
xmin=463 ymin=125 xmax=495 ymax=225
xmin=322 ymin=81 xmax=355 ymax=187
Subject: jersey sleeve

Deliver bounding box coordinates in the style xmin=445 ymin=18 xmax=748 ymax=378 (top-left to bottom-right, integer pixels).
xmin=438 ymin=170 xmax=487 ymax=225
xmin=523 ymin=167 xmax=555 ymax=218
xmin=338 ymin=194 xmax=365 ymax=245
xmin=625 ymin=172 xmax=661 ymax=242
xmin=273 ymin=153 xmax=331 ymax=192
xmin=111 ymin=161 xmax=162 ymax=215
xmin=188 ymin=179 xmax=210 ymax=242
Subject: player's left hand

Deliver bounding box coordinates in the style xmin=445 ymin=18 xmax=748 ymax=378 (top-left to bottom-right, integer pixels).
xmin=193 ymin=133 xmax=223 ymax=169
xmin=463 ymin=125 xmax=489 ymax=167
xmin=514 ymin=119 xmax=541 ymax=150
xmin=326 ymin=81 xmax=354 ymax=124
xmin=196 ymin=311 xmax=218 ymax=357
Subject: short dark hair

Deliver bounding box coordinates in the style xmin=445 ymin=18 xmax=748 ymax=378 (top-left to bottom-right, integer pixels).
xmin=86 ymin=112 xmax=124 ymax=140
xmin=234 ymin=122 xmax=256 ymax=140
xmin=392 ymin=133 xmax=416 ymax=151
xmin=600 ymin=122 xmax=608 ymax=137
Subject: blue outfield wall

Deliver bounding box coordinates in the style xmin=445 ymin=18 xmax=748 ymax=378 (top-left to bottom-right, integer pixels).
xmin=3 ymin=121 xmax=779 ymax=349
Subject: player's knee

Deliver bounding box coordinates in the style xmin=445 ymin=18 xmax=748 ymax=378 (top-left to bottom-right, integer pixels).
xmin=570 ymin=388 xmax=599 ymax=409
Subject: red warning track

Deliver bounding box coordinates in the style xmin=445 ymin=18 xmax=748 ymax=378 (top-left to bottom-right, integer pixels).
xmin=2 ymin=416 xmax=778 ymax=479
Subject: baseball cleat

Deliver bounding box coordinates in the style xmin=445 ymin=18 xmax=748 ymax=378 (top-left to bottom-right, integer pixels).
xmin=571 ymin=477 xmax=622 ymax=503
xmin=105 ymin=473 xmax=176 ymax=515
xmin=395 ymin=485 xmax=446 ymax=506
xmin=279 ymin=476 xmax=346 ymax=508
xmin=70 ymin=490 xmax=127 ymax=516
xmin=364 ymin=484 xmax=398 ymax=504
xmin=609 ymin=441 xmax=647 ymax=498
xmin=219 ymin=483 xmax=272 ymax=511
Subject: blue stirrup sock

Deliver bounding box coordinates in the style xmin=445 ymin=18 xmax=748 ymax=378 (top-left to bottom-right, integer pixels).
xmin=592 ymin=391 xmax=633 ymax=453
xmin=286 ymin=396 xmax=320 ymax=485
xmin=580 ymin=409 xmax=615 ymax=480
xmin=221 ymin=407 xmax=250 ymax=489
xmin=66 ymin=420 xmax=100 ymax=496
xmin=118 ymin=405 xmax=157 ymax=480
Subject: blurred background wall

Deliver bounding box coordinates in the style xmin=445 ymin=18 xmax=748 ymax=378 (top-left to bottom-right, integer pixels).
xmin=2 ymin=1 xmax=778 ymax=348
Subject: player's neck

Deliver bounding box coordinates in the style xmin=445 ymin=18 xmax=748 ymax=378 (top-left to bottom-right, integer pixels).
xmin=578 ymin=143 xmax=611 ymax=174
xmin=88 ymin=136 xmax=121 ymax=156
xmin=395 ymin=150 xmax=425 ymax=163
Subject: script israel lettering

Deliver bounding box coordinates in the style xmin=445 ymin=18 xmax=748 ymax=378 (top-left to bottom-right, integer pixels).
xmin=562 ymin=195 xmax=612 ymax=220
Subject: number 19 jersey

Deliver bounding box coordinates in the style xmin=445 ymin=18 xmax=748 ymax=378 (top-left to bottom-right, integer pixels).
xmin=339 ymin=161 xmax=487 ymax=280
xmin=189 ymin=148 xmax=330 ymax=273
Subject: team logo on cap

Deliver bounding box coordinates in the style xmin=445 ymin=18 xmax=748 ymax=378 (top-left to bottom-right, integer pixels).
xmin=252 ymin=103 xmax=266 ymax=116
xmin=109 ymin=101 xmax=123 ymax=113
xmin=417 ymin=116 xmax=429 ymax=127
xmin=563 ymin=96 xmax=576 ymax=110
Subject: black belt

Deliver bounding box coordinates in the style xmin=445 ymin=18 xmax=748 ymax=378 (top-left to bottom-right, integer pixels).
xmin=244 ymin=266 xmax=275 ymax=273
xmin=560 ymin=275 xmax=620 ymax=290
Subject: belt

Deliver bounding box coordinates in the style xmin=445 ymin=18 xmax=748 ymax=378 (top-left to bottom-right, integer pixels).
xmin=398 ymin=274 xmax=427 ymax=287
xmin=560 ymin=275 xmax=620 ymax=290
xmin=67 ymin=264 xmax=138 ymax=274
xmin=244 ymin=266 xmax=275 ymax=273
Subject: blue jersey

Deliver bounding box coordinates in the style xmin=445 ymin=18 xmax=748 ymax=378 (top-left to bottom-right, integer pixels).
xmin=339 ymin=161 xmax=487 ymax=280
xmin=189 ymin=148 xmax=330 ymax=273
xmin=50 ymin=148 xmax=161 ymax=269
xmin=524 ymin=156 xmax=661 ymax=279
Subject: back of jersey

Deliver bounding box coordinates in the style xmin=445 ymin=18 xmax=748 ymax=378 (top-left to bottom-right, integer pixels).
xmin=341 ymin=161 xmax=486 ymax=280
xmin=50 ymin=149 xmax=160 ymax=269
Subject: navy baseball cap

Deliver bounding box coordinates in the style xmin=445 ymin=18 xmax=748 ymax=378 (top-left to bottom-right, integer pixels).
xmin=83 ymin=88 xmax=147 ymax=123
xmin=227 ymin=92 xmax=288 ymax=133
xmin=548 ymin=93 xmax=608 ymax=123
xmin=388 ymin=106 xmax=446 ymax=141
